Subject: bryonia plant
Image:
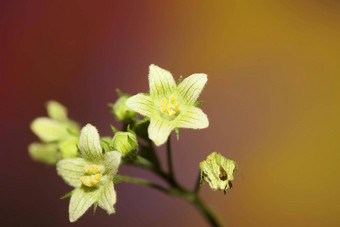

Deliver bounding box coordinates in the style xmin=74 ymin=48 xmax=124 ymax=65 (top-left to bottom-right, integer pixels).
xmin=29 ymin=64 xmax=238 ymax=227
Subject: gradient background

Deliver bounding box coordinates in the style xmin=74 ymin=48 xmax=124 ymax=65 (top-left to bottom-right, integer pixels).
xmin=1 ymin=0 xmax=339 ymax=226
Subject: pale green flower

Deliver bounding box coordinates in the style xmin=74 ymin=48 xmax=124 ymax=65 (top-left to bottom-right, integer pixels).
xmin=28 ymin=143 xmax=60 ymax=165
xmin=29 ymin=101 xmax=80 ymax=164
xmin=57 ymin=124 xmax=121 ymax=222
xmin=126 ymin=64 xmax=209 ymax=146
xmin=200 ymin=152 xmax=237 ymax=193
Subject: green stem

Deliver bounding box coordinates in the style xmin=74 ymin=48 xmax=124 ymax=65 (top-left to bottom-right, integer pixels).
xmin=121 ymin=137 xmax=221 ymax=226
xmin=167 ymin=135 xmax=175 ymax=179
xmin=115 ymin=175 xmax=169 ymax=193
xmin=191 ymin=196 xmax=221 ymax=227
xmin=116 ymin=174 xmax=221 ymax=227
xmin=125 ymin=155 xmax=170 ymax=183
xmin=193 ymin=169 xmax=202 ymax=194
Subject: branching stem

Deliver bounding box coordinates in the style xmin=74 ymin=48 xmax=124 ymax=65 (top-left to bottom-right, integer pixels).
xmin=121 ymin=137 xmax=221 ymax=227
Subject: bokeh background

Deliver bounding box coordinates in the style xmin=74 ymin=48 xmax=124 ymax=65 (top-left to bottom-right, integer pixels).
xmin=1 ymin=0 xmax=339 ymax=226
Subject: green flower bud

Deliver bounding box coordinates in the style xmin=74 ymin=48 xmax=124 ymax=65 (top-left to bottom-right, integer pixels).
xmin=112 ymin=95 xmax=136 ymax=121
xmin=200 ymin=152 xmax=237 ymax=193
xmin=111 ymin=131 xmax=137 ymax=157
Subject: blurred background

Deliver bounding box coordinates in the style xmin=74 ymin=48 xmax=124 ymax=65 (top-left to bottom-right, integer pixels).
xmin=1 ymin=0 xmax=339 ymax=226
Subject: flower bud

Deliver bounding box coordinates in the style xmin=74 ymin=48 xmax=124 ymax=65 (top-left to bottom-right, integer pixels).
xmin=200 ymin=152 xmax=237 ymax=193
xmin=112 ymin=95 xmax=136 ymax=121
xmin=111 ymin=131 xmax=137 ymax=157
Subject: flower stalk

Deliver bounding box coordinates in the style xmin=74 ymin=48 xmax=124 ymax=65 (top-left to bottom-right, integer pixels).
xmin=116 ymin=138 xmax=221 ymax=226
xmin=28 ymin=64 xmax=237 ymax=226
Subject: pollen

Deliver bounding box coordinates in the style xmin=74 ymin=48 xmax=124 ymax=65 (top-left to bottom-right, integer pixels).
xmin=160 ymin=95 xmax=181 ymax=116
xmin=80 ymin=174 xmax=103 ymax=187
xmin=84 ymin=164 xmax=101 ymax=175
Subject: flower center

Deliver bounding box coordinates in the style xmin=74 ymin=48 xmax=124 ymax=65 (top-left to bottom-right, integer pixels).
xmin=160 ymin=95 xmax=181 ymax=116
xmin=219 ymin=167 xmax=228 ymax=181
xmin=84 ymin=164 xmax=101 ymax=175
xmin=80 ymin=164 xmax=102 ymax=187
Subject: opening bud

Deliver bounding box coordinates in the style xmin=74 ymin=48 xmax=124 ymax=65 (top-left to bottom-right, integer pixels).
xmin=112 ymin=94 xmax=136 ymax=121
xmin=111 ymin=131 xmax=138 ymax=157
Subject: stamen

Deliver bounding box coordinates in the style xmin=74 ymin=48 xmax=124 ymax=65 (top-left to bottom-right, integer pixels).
xmin=84 ymin=165 xmax=101 ymax=175
xmin=80 ymin=174 xmax=103 ymax=187
xmin=159 ymin=95 xmax=181 ymax=116
xmin=174 ymin=102 xmax=180 ymax=111
xmin=169 ymin=95 xmax=176 ymax=102
xmin=160 ymin=98 xmax=167 ymax=113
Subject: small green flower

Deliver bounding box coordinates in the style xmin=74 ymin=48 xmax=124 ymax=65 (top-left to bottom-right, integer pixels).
xmin=200 ymin=152 xmax=237 ymax=193
xmin=57 ymin=124 xmax=121 ymax=222
xmin=111 ymin=131 xmax=138 ymax=157
xmin=126 ymin=64 xmax=209 ymax=146
xmin=29 ymin=101 xmax=80 ymax=164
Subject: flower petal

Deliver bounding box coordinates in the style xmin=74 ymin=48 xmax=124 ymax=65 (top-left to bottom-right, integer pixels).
xmin=177 ymin=73 xmax=207 ymax=105
xmin=69 ymin=187 xmax=99 ymax=222
xmin=125 ymin=93 xmax=155 ymax=117
xmin=46 ymin=100 xmax=68 ymax=121
xmin=149 ymin=64 xmax=176 ymax=98
xmin=28 ymin=142 xmax=59 ymax=165
xmin=176 ymin=106 xmax=209 ymax=129
xmin=104 ymin=151 xmax=121 ymax=177
xmin=30 ymin=117 xmax=69 ymax=142
xmin=148 ymin=118 xmax=174 ymax=146
xmin=98 ymin=182 xmax=117 ymax=214
xmin=79 ymin=124 xmax=104 ymax=161
xmin=57 ymin=158 xmax=87 ymax=187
